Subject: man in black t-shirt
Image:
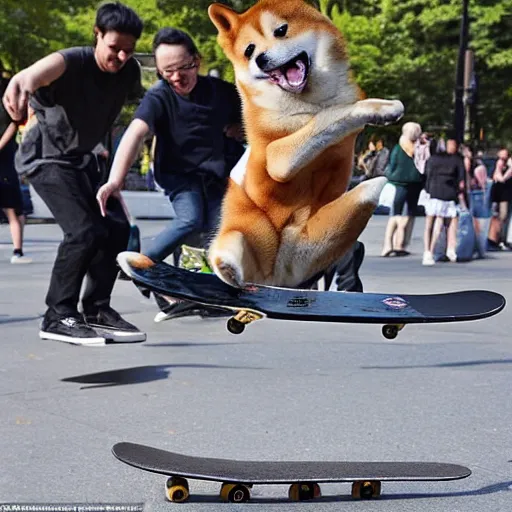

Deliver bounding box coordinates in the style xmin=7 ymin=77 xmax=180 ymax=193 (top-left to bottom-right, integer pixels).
xmin=2 ymin=2 xmax=146 ymax=346
xmin=97 ymin=27 xmax=244 ymax=321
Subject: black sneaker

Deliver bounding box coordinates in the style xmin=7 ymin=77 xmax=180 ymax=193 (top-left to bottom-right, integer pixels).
xmin=198 ymin=307 xmax=231 ymax=319
xmin=39 ymin=315 xmax=106 ymax=346
xmin=84 ymin=307 xmax=146 ymax=343
xmin=153 ymin=293 xmax=202 ymax=323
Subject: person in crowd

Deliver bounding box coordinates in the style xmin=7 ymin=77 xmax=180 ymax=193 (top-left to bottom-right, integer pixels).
xmin=0 ymin=74 xmax=32 ymax=263
xmin=2 ymin=2 xmax=146 ymax=345
xmin=414 ymin=132 xmax=431 ymax=176
xmin=422 ymin=138 xmax=467 ymax=265
xmin=488 ymin=148 xmax=512 ymax=250
xmin=365 ymin=136 xmax=390 ymax=179
xmin=465 ymin=146 xmax=491 ymax=257
xmin=381 ymin=122 xmax=424 ymax=257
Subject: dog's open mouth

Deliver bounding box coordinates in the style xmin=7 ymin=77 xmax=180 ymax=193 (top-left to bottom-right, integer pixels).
xmin=266 ymin=51 xmax=309 ymax=93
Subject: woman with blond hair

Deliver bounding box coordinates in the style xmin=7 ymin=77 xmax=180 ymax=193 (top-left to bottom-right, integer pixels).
xmin=381 ymin=122 xmax=424 ymax=257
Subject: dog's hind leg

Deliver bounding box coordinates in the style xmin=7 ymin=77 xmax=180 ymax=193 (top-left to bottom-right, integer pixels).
xmin=302 ymin=177 xmax=388 ymax=278
xmin=209 ymin=225 xmax=278 ymax=287
xmin=209 ymin=184 xmax=280 ymax=287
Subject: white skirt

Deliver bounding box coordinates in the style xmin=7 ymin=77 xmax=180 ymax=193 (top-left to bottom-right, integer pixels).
xmin=425 ymin=198 xmax=458 ymax=218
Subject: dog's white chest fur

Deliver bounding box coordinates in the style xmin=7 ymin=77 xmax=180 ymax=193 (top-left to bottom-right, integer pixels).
xmin=230 ymin=146 xmax=250 ymax=186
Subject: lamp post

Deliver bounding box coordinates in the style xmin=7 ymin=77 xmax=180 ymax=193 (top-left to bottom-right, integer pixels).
xmin=454 ymin=0 xmax=469 ymax=144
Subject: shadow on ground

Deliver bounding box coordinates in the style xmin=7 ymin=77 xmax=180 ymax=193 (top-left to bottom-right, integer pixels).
xmin=0 ymin=314 xmax=42 ymax=324
xmin=61 ymin=363 xmax=268 ymax=389
xmin=362 ymin=359 xmax=512 ymax=370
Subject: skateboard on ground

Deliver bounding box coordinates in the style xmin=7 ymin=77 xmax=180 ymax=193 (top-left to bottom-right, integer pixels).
xmin=117 ymin=251 xmax=505 ymax=339
xmin=112 ymin=442 xmax=471 ymax=503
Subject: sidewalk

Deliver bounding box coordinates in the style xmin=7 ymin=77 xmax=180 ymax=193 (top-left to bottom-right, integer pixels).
xmin=0 ymin=217 xmax=511 ymax=510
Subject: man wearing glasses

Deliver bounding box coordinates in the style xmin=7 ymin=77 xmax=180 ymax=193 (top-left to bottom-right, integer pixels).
xmin=2 ymin=3 xmax=146 ymax=346
xmin=98 ymin=27 xmax=245 ymax=321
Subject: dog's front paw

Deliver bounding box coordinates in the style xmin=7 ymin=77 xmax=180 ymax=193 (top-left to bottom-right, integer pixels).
xmin=374 ymin=99 xmax=404 ymax=126
xmin=381 ymin=99 xmax=404 ymax=125
xmin=359 ymin=99 xmax=404 ymax=126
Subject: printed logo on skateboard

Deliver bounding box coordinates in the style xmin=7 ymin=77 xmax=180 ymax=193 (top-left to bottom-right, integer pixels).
xmin=382 ymin=297 xmax=408 ymax=309
xmin=287 ymin=296 xmax=316 ymax=308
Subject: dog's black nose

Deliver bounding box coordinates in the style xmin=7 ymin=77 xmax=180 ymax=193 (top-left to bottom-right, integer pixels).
xmin=255 ymin=53 xmax=270 ymax=70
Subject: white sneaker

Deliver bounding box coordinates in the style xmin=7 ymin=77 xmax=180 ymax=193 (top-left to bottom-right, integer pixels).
xmin=446 ymin=249 xmax=457 ymax=262
xmin=422 ymin=251 xmax=435 ymax=266
xmin=11 ymin=254 xmax=32 ymax=264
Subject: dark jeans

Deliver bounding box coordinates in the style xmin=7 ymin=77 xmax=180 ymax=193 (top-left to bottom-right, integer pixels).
xmin=301 ymin=241 xmax=365 ymax=292
xmin=145 ymin=175 xmax=226 ymax=262
xmin=30 ymin=162 xmax=130 ymax=317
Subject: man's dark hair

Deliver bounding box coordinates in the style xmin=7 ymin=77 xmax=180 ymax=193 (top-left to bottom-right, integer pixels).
xmin=152 ymin=27 xmax=201 ymax=58
xmin=95 ymin=2 xmax=143 ymax=39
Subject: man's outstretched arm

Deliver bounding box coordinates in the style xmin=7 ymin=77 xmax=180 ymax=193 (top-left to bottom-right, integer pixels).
xmin=2 ymin=53 xmax=66 ymax=121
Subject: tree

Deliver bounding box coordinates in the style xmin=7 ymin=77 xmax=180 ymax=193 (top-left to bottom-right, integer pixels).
xmin=0 ymin=0 xmax=94 ymax=72
xmin=329 ymin=0 xmax=512 ymax=144
xmin=2 ymin=0 xmax=509 ymax=143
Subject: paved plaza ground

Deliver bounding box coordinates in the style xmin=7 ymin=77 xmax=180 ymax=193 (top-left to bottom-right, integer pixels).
xmin=0 ymin=216 xmax=511 ymax=511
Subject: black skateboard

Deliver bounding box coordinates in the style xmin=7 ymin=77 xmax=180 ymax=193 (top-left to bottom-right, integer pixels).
xmin=112 ymin=442 xmax=471 ymax=502
xmin=117 ymin=251 xmax=505 ymax=339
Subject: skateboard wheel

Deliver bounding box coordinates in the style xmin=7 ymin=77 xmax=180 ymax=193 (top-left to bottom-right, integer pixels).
xmin=165 ymin=476 xmax=189 ymax=503
xmin=382 ymin=324 xmax=404 ymax=339
xmin=227 ymin=318 xmax=245 ymax=335
xmin=288 ymin=482 xmax=321 ymax=501
xmin=351 ymin=480 xmax=381 ymax=499
xmin=220 ymin=483 xmax=251 ymax=503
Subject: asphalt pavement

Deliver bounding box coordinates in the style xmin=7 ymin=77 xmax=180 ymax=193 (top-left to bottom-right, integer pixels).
xmin=1 ymin=216 xmax=511 ymax=511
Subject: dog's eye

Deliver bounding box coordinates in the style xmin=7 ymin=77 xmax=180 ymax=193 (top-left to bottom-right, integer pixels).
xmin=244 ymin=44 xmax=256 ymax=59
xmin=274 ymin=24 xmax=288 ymax=38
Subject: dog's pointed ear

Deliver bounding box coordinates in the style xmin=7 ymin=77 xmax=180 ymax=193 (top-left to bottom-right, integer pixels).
xmin=208 ymin=3 xmax=239 ymax=35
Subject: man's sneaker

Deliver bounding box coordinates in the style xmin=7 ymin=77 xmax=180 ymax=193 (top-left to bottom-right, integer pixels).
xmin=153 ymin=294 xmax=201 ymax=323
xmin=84 ymin=307 xmax=146 ymax=342
xmin=11 ymin=254 xmax=32 ymax=264
xmin=422 ymin=251 xmax=435 ymax=266
xmin=40 ymin=315 xmax=106 ymax=346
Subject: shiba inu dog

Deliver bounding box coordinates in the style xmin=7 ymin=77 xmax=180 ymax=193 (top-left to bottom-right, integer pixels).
xmin=208 ymin=0 xmax=404 ymax=288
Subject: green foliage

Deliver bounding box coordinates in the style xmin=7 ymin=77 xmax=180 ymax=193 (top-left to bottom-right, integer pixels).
xmin=0 ymin=0 xmax=95 ymax=71
xmin=1 ymin=0 xmax=510 ymax=144
xmin=330 ymin=0 xmax=512 ymax=144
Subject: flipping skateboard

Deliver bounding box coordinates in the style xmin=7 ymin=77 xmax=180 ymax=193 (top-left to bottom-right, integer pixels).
xmin=117 ymin=251 xmax=505 ymax=339
xmin=112 ymin=442 xmax=471 ymax=503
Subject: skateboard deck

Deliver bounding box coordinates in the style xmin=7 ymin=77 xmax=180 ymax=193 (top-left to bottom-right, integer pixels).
xmin=112 ymin=442 xmax=471 ymax=502
xmin=117 ymin=251 xmax=505 ymax=338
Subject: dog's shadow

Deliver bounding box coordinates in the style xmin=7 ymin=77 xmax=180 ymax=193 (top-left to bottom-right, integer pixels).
xmin=61 ymin=363 xmax=266 ymax=389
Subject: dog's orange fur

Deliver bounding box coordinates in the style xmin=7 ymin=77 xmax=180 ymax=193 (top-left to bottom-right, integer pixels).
xmin=208 ymin=0 xmax=404 ymax=287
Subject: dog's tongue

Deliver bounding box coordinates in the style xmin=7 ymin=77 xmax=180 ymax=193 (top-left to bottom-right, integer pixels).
xmin=267 ymin=54 xmax=308 ymax=93
xmin=285 ymin=60 xmax=306 ymax=86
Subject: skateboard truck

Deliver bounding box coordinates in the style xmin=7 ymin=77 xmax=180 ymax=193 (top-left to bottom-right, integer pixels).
xmin=227 ymin=310 xmax=264 ymax=334
xmin=288 ymin=482 xmax=322 ymax=500
xmin=352 ymin=480 xmax=381 ymax=499
xmin=382 ymin=324 xmax=405 ymax=340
